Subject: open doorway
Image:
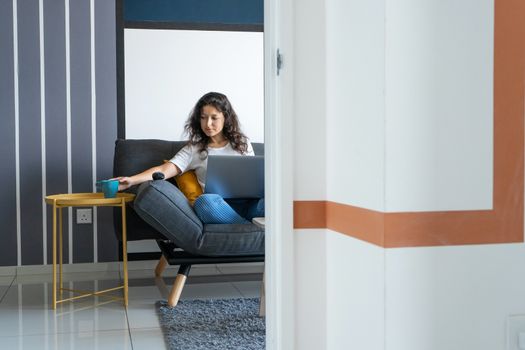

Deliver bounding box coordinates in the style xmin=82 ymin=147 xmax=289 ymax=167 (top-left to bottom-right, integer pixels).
xmin=114 ymin=0 xmax=282 ymax=346
xmin=115 ymin=1 xmax=294 ymax=348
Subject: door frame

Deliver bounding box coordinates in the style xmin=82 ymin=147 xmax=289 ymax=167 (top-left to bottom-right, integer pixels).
xmin=264 ymin=0 xmax=295 ymax=348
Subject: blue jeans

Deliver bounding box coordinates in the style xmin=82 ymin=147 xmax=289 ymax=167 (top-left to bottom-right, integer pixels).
xmin=193 ymin=194 xmax=265 ymax=224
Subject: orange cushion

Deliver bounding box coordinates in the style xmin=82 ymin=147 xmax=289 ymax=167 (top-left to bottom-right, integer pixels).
xmin=174 ymin=170 xmax=203 ymax=205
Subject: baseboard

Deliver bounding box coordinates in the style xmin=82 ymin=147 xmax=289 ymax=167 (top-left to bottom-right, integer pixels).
xmin=0 ymin=260 xmax=264 ymax=277
xmin=0 ymin=266 xmax=16 ymax=276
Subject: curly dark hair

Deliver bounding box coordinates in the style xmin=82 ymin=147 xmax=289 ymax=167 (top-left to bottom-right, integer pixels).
xmin=184 ymin=92 xmax=249 ymax=156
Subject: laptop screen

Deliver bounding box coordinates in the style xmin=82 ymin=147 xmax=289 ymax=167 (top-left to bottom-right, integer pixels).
xmin=204 ymin=155 xmax=264 ymax=199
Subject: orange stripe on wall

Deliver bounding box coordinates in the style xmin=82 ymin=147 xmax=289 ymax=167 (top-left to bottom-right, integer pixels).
xmin=293 ymin=201 xmax=384 ymax=246
xmin=326 ymin=202 xmax=384 ymax=246
xmin=293 ymin=201 xmax=326 ymax=228
xmin=294 ymin=0 xmax=525 ymax=248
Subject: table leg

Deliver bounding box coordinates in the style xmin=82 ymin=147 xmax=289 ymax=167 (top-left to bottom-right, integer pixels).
xmin=121 ymin=201 xmax=128 ymax=307
xmin=59 ymin=207 xmax=63 ymax=296
xmin=52 ymin=202 xmax=57 ymax=310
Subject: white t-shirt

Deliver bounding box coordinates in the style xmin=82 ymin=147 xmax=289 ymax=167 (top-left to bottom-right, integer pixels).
xmin=169 ymin=142 xmax=255 ymax=190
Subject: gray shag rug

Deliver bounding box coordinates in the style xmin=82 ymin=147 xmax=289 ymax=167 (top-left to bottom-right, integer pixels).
xmin=156 ymin=298 xmax=265 ymax=350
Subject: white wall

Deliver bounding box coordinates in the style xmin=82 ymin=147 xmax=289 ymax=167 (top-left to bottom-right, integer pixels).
xmin=385 ymin=243 xmax=525 ymax=350
xmin=293 ymin=1 xmax=386 ymax=349
xmin=324 ymin=0 xmax=494 ymax=213
xmin=325 ymin=0 xmax=386 ymax=211
xmin=384 ymin=0 xmax=494 ymax=212
xmin=124 ymin=29 xmax=264 ymax=143
xmin=326 ymin=230 xmax=385 ymax=350
xmin=293 ymin=0 xmax=327 ymax=200
xmin=290 ymin=0 xmax=519 ymax=350
xmin=294 ymin=229 xmax=386 ymax=350
xmin=295 ymin=231 xmax=525 ymax=350
xmin=292 ymin=1 xmax=328 ymax=347
xmin=295 ymin=229 xmax=327 ymax=350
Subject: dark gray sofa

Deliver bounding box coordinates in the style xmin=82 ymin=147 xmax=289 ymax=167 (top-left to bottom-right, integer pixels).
xmin=113 ymin=139 xmax=265 ymax=306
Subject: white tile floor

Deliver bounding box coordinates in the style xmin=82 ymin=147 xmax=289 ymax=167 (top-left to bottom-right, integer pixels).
xmin=0 ymin=264 xmax=263 ymax=350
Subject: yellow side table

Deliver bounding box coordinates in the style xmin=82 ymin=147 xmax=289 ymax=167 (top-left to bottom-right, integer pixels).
xmin=45 ymin=192 xmax=135 ymax=309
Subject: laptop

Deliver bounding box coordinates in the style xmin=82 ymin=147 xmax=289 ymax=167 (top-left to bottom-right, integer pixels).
xmin=204 ymin=155 xmax=264 ymax=199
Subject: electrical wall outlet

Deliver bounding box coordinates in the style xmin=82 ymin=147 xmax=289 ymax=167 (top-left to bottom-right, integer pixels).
xmin=508 ymin=315 xmax=525 ymax=350
xmin=76 ymin=208 xmax=92 ymax=224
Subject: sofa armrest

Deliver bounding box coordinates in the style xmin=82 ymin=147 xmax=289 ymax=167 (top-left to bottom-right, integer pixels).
xmin=133 ymin=180 xmax=204 ymax=252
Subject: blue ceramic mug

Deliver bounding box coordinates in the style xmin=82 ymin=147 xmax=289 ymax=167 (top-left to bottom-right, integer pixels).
xmin=96 ymin=179 xmax=119 ymax=198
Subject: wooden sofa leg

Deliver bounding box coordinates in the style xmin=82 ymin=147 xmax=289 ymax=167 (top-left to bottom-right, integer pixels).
xmin=155 ymin=255 xmax=168 ymax=277
xmin=168 ymin=264 xmax=191 ymax=307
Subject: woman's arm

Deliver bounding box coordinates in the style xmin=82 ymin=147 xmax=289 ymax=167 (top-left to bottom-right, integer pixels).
xmin=116 ymin=161 xmax=180 ymax=191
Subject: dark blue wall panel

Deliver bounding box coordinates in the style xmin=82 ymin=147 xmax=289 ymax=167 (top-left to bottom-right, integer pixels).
xmin=124 ymin=0 xmax=263 ymax=25
xmin=0 ymin=1 xmax=18 ymax=266
xmin=96 ymin=0 xmax=119 ymax=262
xmin=18 ymin=0 xmax=43 ymax=266
xmin=44 ymin=0 xmax=69 ymax=264
xmin=70 ymin=0 xmax=94 ymax=263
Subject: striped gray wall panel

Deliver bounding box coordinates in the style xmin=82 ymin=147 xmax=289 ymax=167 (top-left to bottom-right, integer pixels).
xmin=95 ymin=0 xmax=119 ymax=262
xmin=44 ymin=0 xmax=69 ymax=264
xmin=1 ymin=0 xmax=120 ymax=267
xmin=18 ymin=0 xmax=44 ymax=265
xmin=70 ymin=0 xmax=94 ymax=263
xmin=0 ymin=1 xmax=18 ymax=266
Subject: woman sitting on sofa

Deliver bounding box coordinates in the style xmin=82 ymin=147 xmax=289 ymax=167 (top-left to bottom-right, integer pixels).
xmin=115 ymin=91 xmax=264 ymax=224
